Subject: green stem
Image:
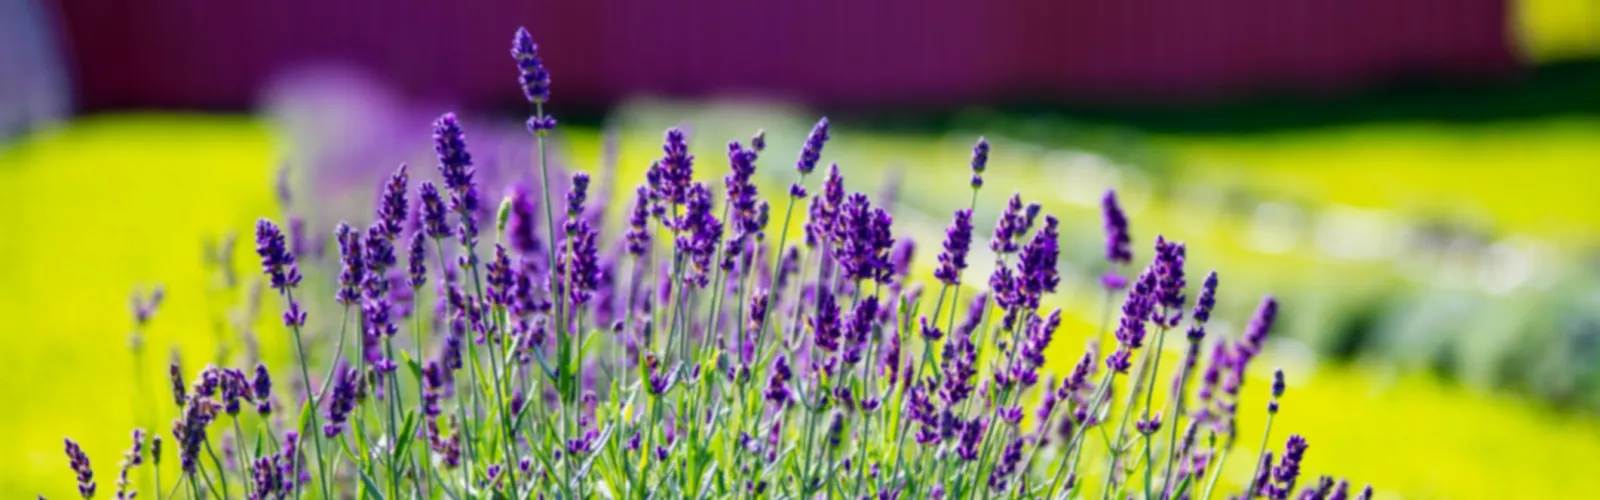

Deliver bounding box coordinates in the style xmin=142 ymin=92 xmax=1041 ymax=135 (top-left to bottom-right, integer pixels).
xmin=1244 ymin=411 xmax=1278 ymax=498
xmin=1142 ymin=325 xmax=1172 ymax=499
xmin=282 ymin=289 xmax=333 ymax=500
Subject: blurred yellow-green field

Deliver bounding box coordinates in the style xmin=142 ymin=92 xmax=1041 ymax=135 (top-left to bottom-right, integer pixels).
xmin=5 ymin=112 xmax=1600 ymax=498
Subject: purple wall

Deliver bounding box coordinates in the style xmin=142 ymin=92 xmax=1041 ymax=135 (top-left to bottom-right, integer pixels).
xmin=54 ymin=0 xmax=1518 ymax=111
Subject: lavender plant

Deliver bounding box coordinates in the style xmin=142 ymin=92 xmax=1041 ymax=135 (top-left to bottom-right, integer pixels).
xmin=51 ymin=28 xmax=1371 ymax=500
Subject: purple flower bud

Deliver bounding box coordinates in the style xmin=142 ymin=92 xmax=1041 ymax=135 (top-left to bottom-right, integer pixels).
xmin=991 ymin=192 xmax=1027 ymax=254
xmin=250 ymin=364 xmax=272 ymax=414
xmin=1103 ymin=189 xmax=1132 ymax=265
xmin=406 ymin=231 xmax=428 ymax=289
xmin=889 ymin=238 xmax=916 ymax=279
xmin=986 ymin=437 xmax=1023 ymax=491
xmin=797 ymin=118 xmax=830 ymax=174
xmin=566 ymin=172 xmax=590 ymax=218
xmin=377 ymin=163 xmax=409 ymax=237
xmin=1016 ymin=215 xmax=1062 ymax=309
xmin=956 ymin=417 xmax=987 ymax=461
xmin=64 ymin=438 xmax=95 ymax=499
xmin=625 ymin=186 xmax=651 ymax=256
xmin=933 ymin=209 xmax=974 ymax=285
xmin=940 ymin=334 xmax=978 ymax=406
xmin=254 ymin=218 xmax=302 ymax=293
xmin=1152 ymin=235 xmax=1189 ymax=326
xmin=418 ymin=181 xmax=450 ymax=240
xmin=322 ymin=363 xmax=360 ymax=437
xmin=760 ymin=355 xmax=791 ymax=406
xmin=970 ymin=137 xmax=990 ymax=174
xmin=1239 ymin=295 xmax=1279 ymax=360
xmin=1267 ymin=435 xmax=1310 ymax=499
xmin=1192 ymin=270 xmax=1219 ymax=324
xmin=919 ymin=316 xmax=943 ymax=341
xmin=432 ymin=113 xmax=473 ymax=194
xmin=512 ymin=27 xmax=552 ymax=104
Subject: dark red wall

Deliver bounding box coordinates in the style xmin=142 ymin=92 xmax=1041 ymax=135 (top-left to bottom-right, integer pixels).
xmin=54 ymin=0 xmax=1518 ymax=111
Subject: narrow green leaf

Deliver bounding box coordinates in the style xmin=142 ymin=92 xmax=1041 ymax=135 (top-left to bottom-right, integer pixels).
xmin=402 ymin=350 xmax=424 ymax=382
xmin=393 ymin=410 xmax=419 ymax=461
xmin=296 ymin=398 xmax=314 ymax=435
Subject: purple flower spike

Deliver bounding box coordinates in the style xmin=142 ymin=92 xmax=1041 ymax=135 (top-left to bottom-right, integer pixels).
xmin=323 ymin=363 xmax=360 ymax=437
xmin=512 ymin=27 xmax=552 ymax=104
xmin=918 ymin=316 xmax=943 ymax=341
xmin=432 ymin=113 xmax=473 ymax=194
xmin=407 ymin=231 xmax=428 ymax=289
xmin=797 ymin=117 xmax=830 ymax=174
xmin=832 ymin=193 xmax=895 ymax=282
xmin=764 ymin=355 xmax=793 ymax=405
xmin=1103 ymin=189 xmax=1132 ymax=265
xmin=1115 ymin=268 xmax=1158 ymax=350
xmin=970 ymin=137 xmax=990 ymax=174
xmin=1192 ymin=270 xmax=1219 ymax=323
xmin=1266 ymin=435 xmax=1310 ymax=499
xmin=725 ymin=141 xmax=762 ymax=235
xmin=254 ymin=218 xmax=302 ymax=293
xmin=64 ymin=438 xmax=95 ymax=499
xmin=1356 ymin=486 xmax=1374 ymax=500
xmin=566 ymin=172 xmax=590 ymax=218
xmin=811 ymin=290 xmax=842 ymax=352
xmin=625 ymin=186 xmax=652 ymax=256
xmin=377 ymin=163 xmax=409 ymax=237
xmin=1152 ymin=235 xmax=1189 ymax=326
xmin=933 ymin=209 xmax=974 ymax=285
xmin=956 ymin=417 xmax=987 ymax=461
xmin=252 ymin=364 xmax=273 ymax=415
xmin=114 ymin=429 xmax=144 ymax=500
xmin=987 ymin=437 xmax=1022 ymax=491
xmin=1016 ymin=215 xmax=1062 ymax=309
xmin=1239 ymin=295 xmax=1280 ymax=359
xmin=564 ymin=221 xmax=601 ymax=306
xmin=654 ymin=129 xmax=694 ymax=207
xmin=991 ymin=192 xmax=1026 ymax=255
xmin=418 ymin=181 xmax=450 ymax=240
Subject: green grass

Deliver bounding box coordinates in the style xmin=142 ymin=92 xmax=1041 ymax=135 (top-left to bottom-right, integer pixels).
xmin=4 ymin=113 xmax=1600 ymax=498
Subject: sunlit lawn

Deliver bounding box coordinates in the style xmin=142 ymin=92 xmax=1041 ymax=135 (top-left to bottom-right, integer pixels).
xmin=4 ymin=113 xmax=1599 ymax=498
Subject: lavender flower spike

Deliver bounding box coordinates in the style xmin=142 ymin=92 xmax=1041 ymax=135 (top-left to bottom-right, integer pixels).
xmin=432 ymin=113 xmax=473 ymax=194
xmin=1103 ymin=189 xmax=1132 ymax=265
xmin=1239 ymin=295 xmax=1280 ymax=359
xmin=512 ymin=27 xmax=552 ymax=104
xmin=797 ymin=117 xmax=830 ymax=174
xmin=933 ymin=209 xmax=974 ymax=285
xmin=970 ymin=137 xmax=990 ymax=188
xmin=114 ymin=429 xmax=144 ymax=500
xmin=418 ymin=181 xmax=450 ymax=240
xmin=64 ymin=438 xmax=95 ymax=499
xmin=377 ymin=163 xmax=409 ymax=237
xmin=254 ymin=218 xmax=302 ymax=293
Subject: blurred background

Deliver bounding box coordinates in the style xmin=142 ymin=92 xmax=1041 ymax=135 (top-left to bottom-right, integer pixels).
xmin=4 ymin=0 xmax=1600 ymax=497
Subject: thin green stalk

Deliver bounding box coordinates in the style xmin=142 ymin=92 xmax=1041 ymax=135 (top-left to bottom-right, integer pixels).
xmin=1244 ymin=411 xmax=1277 ymax=498
xmin=231 ymin=418 xmax=254 ymax=499
xmin=381 ymin=338 xmax=403 ymax=499
xmin=1048 ymin=370 xmax=1115 ymax=497
xmin=201 ymin=436 xmax=232 ymax=500
xmin=410 ymin=290 xmax=431 ymax=499
xmin=282 ymin=290 xmax=333 ymax=500
xmin=1200 ymin=444 xmax=1232 ymax=500
xmin=1162 ymin=339 xmax=1201 ymax=498
xmin=1142 ymin=325 xmax=1172 ymax=498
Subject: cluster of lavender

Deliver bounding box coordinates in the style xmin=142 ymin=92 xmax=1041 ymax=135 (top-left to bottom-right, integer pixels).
xmin=52 ymin=27 xmax=1371 ymax=500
